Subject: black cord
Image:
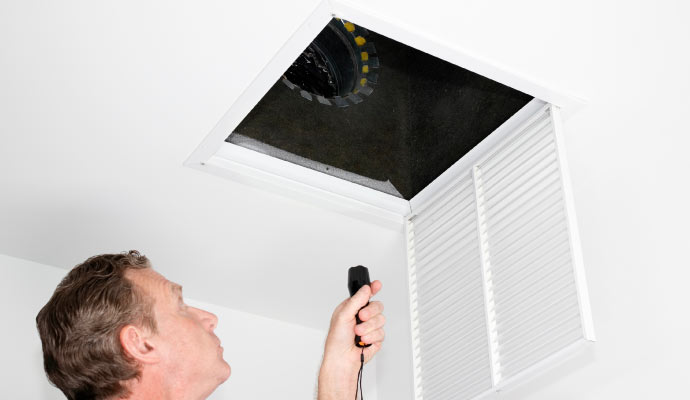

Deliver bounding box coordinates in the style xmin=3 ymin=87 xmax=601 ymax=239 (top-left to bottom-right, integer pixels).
xmin=355 ymin=348 xmax=364 ymax=400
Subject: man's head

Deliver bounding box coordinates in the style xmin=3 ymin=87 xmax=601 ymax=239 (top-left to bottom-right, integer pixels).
xmin=36 ymin=251 xmax=230 ymax=400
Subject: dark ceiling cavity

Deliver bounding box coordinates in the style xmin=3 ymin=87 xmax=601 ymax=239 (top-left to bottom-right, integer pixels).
xmin=228 ymin=18 xmax=532 ymax=200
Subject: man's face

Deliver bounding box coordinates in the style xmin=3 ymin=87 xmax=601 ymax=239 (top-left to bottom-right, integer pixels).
xmin=127 ymin=268 xmax=231 ymax=395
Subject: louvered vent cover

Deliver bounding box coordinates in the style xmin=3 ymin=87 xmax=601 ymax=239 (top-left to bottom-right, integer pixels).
xmin=408 ymin=104 xmax=594 ymax=400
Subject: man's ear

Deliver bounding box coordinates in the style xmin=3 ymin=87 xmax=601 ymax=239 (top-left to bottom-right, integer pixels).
xmin=120 ymin=325 xmax=159 ymax=364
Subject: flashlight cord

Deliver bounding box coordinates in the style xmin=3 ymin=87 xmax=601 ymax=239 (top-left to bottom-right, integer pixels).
xmin=355 ymin=347 xmax=364 ymax=400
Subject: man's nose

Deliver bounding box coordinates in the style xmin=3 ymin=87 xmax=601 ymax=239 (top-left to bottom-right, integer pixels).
xmin=191 ymin=307 xmax=219 ymax=331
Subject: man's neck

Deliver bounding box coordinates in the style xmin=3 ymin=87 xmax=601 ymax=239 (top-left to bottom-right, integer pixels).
xmin=123 ymin=367 xmax=209 ymax=400
xmin=119 ymin=369 xmax=171 ymax=400
xmin=119 ymin=369 xmax=214 ymax=400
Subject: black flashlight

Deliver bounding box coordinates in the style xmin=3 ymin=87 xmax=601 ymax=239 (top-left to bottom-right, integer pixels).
xmin=348 ymin=265 xmax=372 ymax=348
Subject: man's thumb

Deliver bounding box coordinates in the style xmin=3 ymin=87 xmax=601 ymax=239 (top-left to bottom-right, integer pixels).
xmin=344 ymin=284 xmax=372 ymax=317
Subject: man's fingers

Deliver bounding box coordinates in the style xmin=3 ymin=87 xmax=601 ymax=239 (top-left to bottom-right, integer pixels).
xmin=341 ymin=284 xmax=372 ymax=320
xmin=355 ymin=313 xmax=386 ymax=336
xmin=358 ymin=301 xmax=383 ymax=321
xmin=370 ymin=280 xmax=382 ymax=296
xmin=342 ymin=281 xmax=382 ymax=321
xmin=361 ymin=327 xmax=385 ymax=344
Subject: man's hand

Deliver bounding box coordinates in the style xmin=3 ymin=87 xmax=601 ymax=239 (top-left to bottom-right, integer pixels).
xmin=318 ymin=281 xmax=385 ymax=400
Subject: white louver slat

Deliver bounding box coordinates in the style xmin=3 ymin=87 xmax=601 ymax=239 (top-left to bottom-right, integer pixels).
xmin=408 ymin=172 xmax=493 ymax=400
xmin=407 ymin=102 xmax=594 ymax=400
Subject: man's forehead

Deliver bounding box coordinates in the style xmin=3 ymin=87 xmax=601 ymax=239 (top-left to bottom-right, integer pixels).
xmin=126 ymin=268 xmax=175 ymax=293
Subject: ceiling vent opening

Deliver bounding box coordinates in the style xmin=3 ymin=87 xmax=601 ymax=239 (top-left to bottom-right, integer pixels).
xmin=185 ymin=1 xmax=583 ymax=225
xmin=227 ymin=18 xmax=533 ymax=200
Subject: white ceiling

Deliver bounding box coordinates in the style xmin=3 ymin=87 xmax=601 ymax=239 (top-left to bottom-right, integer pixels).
xmin=0 ymin=0 xmax=415 ymax=330
xmin=0 ymin=0 xmax=600 ymax=328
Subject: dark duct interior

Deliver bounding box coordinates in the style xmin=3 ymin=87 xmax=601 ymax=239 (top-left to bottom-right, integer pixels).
xmin=228 ymin=19 xmax=532 ymax=200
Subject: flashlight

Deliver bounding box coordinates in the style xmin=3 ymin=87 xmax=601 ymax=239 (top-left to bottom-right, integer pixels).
xmin=348 ymin=265 xmax=372 ymax=348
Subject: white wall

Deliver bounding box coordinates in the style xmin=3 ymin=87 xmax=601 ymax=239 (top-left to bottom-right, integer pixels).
xmin=0 ymin=254 xmax=66 ymax=399
xmin=0 ymin=253 xmax=374 ymax=400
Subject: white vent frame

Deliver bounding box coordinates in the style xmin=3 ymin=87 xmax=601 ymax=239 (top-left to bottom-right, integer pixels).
xmin=184 ymin=0 xmax=585 ymax=230
xmin=406 ymin=101 xmax=595 ymax=400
